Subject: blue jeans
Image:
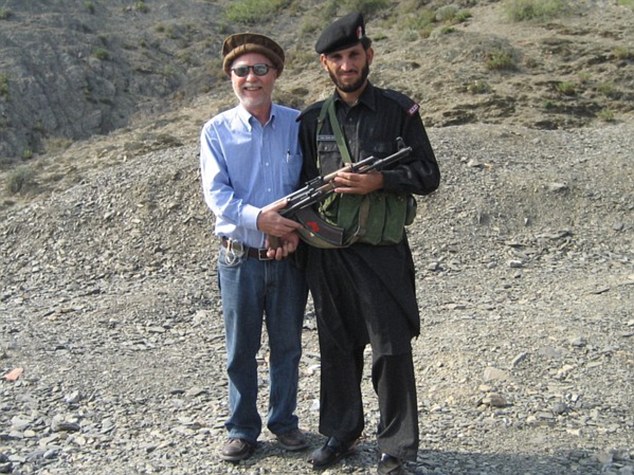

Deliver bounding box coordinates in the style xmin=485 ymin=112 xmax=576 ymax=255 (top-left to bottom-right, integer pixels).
xmin=217 ymin=246 xmax=308 ymax=443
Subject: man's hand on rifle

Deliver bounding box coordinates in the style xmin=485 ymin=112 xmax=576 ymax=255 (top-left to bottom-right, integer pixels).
xmin=265 ymin=232 xmax=300 ymax=260
xmin=257 ymin=199 xmax=302 ymax=260
xmin=333 ymin=170 xmax=384 ymax=195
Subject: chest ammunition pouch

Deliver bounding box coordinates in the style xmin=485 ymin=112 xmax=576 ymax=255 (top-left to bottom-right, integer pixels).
xmin=305 ymin=96 xmax=416 ymax=248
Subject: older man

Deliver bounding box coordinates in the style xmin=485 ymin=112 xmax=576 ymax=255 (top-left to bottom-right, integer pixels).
xmin=200 ymin=33 xmax=308 ymax=462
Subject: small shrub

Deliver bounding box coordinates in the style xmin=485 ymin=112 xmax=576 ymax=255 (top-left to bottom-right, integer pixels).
xmin=555 ymin=80 xmax=576 ymax=95
xmin=504 ymin=0 xmax=570 ymax=22
xmin=401 ymin=30 xmax=420 ymax=42
xmin=318 ymin=0 xmax=389 ymax=20
xmin=467 ymin=80 xmax=492 ymax=94
xmin=0 ymin=8 xmax=12 ymax=20
xmin=485 ymin=50 xmax=517 ymax=71
xmin=455 ymin=10 xmax=472 ymax=23
xmin=321 ymin=0 xmax=338 ymax=20
xmin=93 ymin=47 xmax=110 ymax=60
xmin=6 ymin=165 xmax=36 ymax=194
xmin=597 ymin=108 xmax=615 ymax=122
xmin=612 ymin=46 xmax=633 ymax=60
xmin=596 ymin=81 xmax=621 ymax=99
xmin=134 ymin=1 xmax=149 ymax=13
xmin=436 ymin=5 xmax=459 ymax=22
xmin=342 ymin=0 xmax=390 ymax=16
xmin=596 ymin=81 xmax=614 ymax=95
xmin=0 ymin=73 xmax=8 ymax=98
xmin=617 ymin=0 xmax=634 ymax=9
xmin=164 ymin=25 xmax=178 ymax=39
xmin=406 ymin=9 xmax=436 ymax=38
xmin=577 ymin=71 xmax=591 ymax=83
xmin=84 ymin=1 xmax=95 ymax=13
xmin=435 ymin=5 xmax=471 ymax=24
xmin=225 ymin=0 xmax=287 ymax=23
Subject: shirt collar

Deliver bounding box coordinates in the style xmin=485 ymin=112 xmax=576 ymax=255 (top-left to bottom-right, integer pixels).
xmin=237 ymin=103 xmax=277 ymax=130
xmin=334 ymin=81 xmax=377 ymax=112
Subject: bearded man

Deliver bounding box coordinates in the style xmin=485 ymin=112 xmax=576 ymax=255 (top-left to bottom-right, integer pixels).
xmin=297 ymin=12 xmax=441 ymax=475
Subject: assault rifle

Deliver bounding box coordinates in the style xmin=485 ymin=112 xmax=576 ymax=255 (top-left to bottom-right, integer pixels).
xmin=268 ymin=138 xmax=412 ymax=248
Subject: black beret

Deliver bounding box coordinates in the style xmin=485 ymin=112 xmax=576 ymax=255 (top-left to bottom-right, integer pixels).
xmin=222 ymin=33 xmax=285 ymax=77
xmin=315 ymin=12 xmax=372 ymax=55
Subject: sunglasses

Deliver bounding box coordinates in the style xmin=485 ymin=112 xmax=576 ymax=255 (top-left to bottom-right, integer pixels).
xmin=231 ymin=63 xmax=275 ymax=77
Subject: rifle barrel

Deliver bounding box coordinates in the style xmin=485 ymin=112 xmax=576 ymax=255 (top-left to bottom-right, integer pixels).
xmin=280 ymin=143 xmax=412 ymax=218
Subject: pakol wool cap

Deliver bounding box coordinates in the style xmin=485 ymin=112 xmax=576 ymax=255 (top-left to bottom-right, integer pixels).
xmin=222 ymin=33 xmax=285 ymax=76
xmin=315 ymin=12 xmax=372 ymax=55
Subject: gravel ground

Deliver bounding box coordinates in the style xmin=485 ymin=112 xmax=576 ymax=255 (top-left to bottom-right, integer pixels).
xmin=1 ymin=121 xmax=632 ymax=474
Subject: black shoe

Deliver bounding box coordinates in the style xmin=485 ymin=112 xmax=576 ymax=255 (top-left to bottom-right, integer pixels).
xmin=220 ymin=438 xmax=255 ymax=462
xmin=377 ymin=453 xmax=405 ymax=475
xmin=309 ymin=436 xmax=355 ymax=469
xmin=276 ymin=428 xmax=309 ymax=451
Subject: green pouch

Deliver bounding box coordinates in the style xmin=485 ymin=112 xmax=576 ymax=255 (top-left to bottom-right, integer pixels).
xmin=380 ymin=193 xmax=408 ymax=244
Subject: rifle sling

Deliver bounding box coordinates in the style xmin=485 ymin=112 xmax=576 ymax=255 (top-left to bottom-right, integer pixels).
xmin=316 ymin=96 xmax=368 ymax=246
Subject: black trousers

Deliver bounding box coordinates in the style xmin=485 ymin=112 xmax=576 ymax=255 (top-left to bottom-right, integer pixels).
xmin=317 ymin=336 xmax=419 ymax=461
xmin=306 ymin=243 xmax=420 ymax=461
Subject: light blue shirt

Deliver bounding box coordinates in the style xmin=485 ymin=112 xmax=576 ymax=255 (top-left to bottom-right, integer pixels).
xmin=200 ymin=103 xmax=302 ymax=249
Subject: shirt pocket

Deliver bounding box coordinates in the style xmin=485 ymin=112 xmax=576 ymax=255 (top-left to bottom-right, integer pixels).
xmin=279 ymin=150 xmax=302 ymax=193
xmin=317 ymin=140 xmax=342 ymax=175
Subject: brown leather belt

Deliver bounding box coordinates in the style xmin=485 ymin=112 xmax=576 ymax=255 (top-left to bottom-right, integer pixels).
xmin=221 ymin=238 xmax=272 ymax=261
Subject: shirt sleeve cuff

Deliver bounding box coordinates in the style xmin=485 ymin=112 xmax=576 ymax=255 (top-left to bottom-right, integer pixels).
xmin=242 ymin=204 xmax=261 ymax=231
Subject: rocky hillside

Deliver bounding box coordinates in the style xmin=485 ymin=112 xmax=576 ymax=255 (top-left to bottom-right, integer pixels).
xmin=0 ymin=0 xmax=632 ymax=165
xmin=0 ymin=0 xmax=223 ymax=162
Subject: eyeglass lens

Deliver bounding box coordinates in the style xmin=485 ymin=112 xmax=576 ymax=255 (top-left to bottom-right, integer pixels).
xmin=232 ymin=64 xmax=273 ymax=77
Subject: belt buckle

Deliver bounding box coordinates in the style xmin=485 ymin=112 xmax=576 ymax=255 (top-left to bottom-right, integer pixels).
xmin=258 ymin=249 xmax=271 ymax=261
